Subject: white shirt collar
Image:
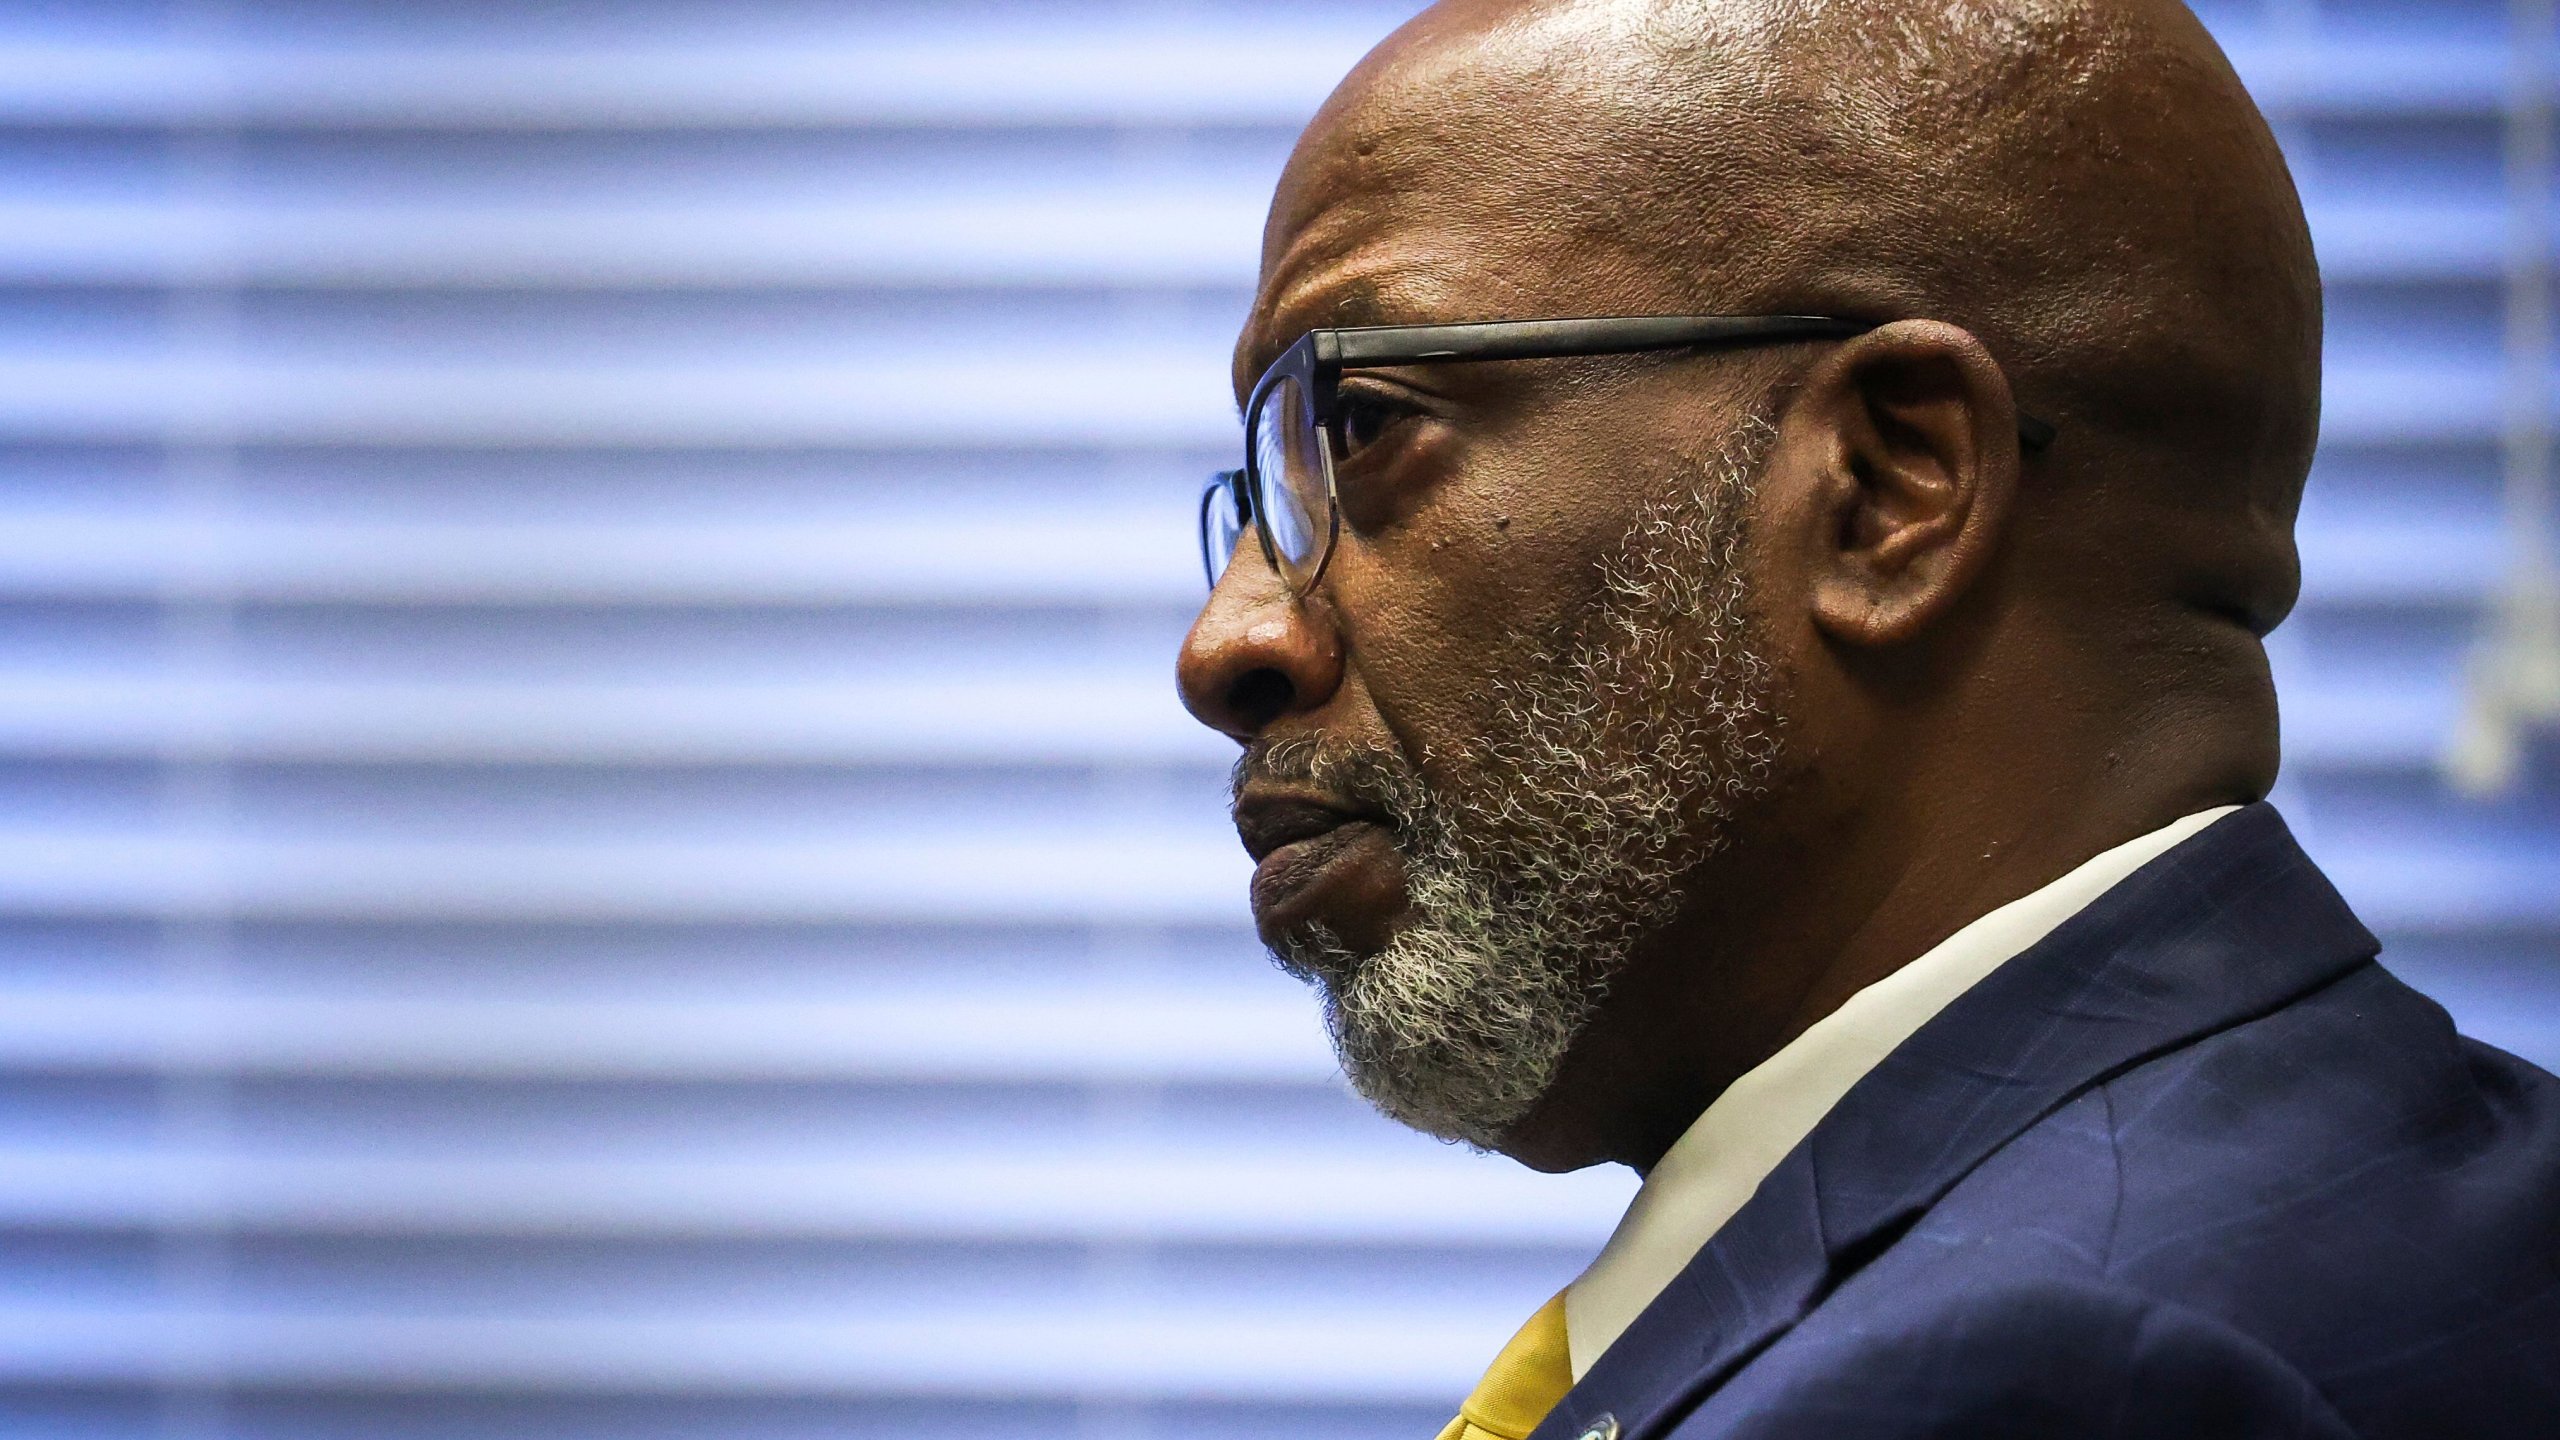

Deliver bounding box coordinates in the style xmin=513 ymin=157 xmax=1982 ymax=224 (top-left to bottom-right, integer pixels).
xmin=1562 ymin=805 xmax=2243 ymax=1377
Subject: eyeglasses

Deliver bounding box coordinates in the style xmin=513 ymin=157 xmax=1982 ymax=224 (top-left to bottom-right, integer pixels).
xmin=1198 ymin=313 xmax=2058 ymax=594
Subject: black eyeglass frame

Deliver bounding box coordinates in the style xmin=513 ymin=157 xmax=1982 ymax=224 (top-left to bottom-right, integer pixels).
xmin=1200 ymin=313 xmax=2058 ymax=593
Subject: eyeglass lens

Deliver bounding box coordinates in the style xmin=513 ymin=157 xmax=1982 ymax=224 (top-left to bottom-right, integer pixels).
xmin=1199 ymin=475 xmax=1246 ymax=589
xmin=1248 ymin=374 xmax=1333 ymax=587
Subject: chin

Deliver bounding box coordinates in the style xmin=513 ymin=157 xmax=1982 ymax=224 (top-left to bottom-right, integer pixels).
xmin=1258 ymin=898 xmax=1414 ymax=973
xmin=1460 ymin=1061 xmax=1613 ymax=1173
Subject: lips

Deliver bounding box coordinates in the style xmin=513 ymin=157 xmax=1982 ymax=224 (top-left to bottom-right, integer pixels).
xmin=1233 ymin=794 xmax=1397 ymax=934
xmin=1236 ymin=796 xmax=1367 ymax=863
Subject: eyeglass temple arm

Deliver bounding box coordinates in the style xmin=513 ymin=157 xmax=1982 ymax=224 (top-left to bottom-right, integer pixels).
xmin=1322 ymin=315 xmax=1865 ymax=367
xmin=1318 ymin=317 xmax=2057 ymax=453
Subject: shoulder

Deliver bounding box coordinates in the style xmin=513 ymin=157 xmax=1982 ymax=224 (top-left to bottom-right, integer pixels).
xmin=1875 ymin=958 xmax=2560 ymax=1433
xmin=1671 ymin=1278 xmax=2355 ymax=1440
xmin=2084 ymin=959 xmax=2560 ymax=1426
xmin=2104 ymin=953 xmax=2559 ymax=1160
xmin=1675 ymin=961 xmax=2560 ymax=1438
xmin=1925 ymin=958 xmax=2560 ymax=1280
xmin=2093 ymin=958 xmax=2560 ymax=1289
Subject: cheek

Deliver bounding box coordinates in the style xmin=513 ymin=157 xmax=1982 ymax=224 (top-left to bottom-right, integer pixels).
xmin=1329 ymin=445 xmax=1659 ymax=772
xmin=1331 ymin=567 xmax=1514 ymax=775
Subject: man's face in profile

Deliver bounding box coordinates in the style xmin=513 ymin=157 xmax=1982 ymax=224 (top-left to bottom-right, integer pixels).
xmin=1181 ymin=22 xmax=1816 ymax=1146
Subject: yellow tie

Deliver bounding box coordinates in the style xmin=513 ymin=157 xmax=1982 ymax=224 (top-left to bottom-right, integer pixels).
xmin=1435 ymin=1291 xmax=1574 ymax=1440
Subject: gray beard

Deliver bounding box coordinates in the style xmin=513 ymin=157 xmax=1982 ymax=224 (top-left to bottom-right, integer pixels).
xmin=1250 ymin=415 xmax=1785 ymax=1150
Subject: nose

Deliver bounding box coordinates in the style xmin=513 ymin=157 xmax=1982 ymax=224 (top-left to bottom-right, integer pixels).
xmin=1176 ymin=551 xmax=1346 ymax=743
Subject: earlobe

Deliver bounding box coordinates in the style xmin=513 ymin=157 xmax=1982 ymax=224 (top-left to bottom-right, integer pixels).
xmin=1801 ymin=320 xmax=2024 ymax=649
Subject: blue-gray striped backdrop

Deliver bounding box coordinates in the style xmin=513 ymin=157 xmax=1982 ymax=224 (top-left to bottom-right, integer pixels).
xmin=0 ymin=1 xmax=2550 ymax=1437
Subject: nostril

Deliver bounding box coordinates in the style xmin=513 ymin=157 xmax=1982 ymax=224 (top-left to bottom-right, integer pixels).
xmin=1227 ymin=668 xmax=1296 ymax=732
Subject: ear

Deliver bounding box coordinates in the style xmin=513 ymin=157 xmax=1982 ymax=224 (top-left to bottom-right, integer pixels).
xmin=1786 ymin=319 xmax=2025 ymax=647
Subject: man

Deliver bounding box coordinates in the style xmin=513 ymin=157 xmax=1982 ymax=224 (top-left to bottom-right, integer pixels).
xmin=1175 ymin=0 xmax=2560 ymax=1436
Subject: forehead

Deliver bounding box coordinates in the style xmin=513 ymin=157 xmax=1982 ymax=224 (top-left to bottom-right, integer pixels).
xmin=1236 ymin=143 xmax=1535 ymax=385
xmin=1228 ymin=12 xmax=1813 ymax=397
xmin=1234 ymin=26 xmax=1698 ymax=391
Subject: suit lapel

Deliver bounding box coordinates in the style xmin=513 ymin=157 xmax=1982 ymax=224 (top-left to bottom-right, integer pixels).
xmin=1534 ymin=1145 xmax=1831 ymax=1440
xmin=1529 ymin=805 xmax=2380 ymax=1440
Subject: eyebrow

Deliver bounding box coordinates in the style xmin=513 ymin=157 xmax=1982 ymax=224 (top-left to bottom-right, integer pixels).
xmin=1239 ymin=278 xmax=1404 ymax=392
xmin=1311 ymin=284 xmax=1398 ymax=330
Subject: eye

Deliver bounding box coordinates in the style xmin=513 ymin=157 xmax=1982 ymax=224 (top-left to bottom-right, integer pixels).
xmin=1331 ymin=388 xmax=1419 ymax=460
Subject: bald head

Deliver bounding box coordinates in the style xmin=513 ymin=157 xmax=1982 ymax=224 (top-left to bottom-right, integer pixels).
xmin=1255 ymin=0 xmax=2319 ymax=630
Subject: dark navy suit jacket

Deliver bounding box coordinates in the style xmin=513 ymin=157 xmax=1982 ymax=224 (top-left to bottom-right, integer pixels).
xmin=1533 ymin=805 xmax=2560 ymax=1440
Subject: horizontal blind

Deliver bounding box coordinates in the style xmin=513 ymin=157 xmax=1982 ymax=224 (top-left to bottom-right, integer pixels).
xmin=0 ymin=2 xmax=2546 ymax=1438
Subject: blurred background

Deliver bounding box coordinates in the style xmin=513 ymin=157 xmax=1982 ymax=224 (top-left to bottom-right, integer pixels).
xmin=0 ymin=0 xmax=2549 ymax=1437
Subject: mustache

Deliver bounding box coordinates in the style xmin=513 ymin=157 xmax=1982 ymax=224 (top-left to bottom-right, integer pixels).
xmin=1230 ymin=734 xmax=1419 ymax=820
